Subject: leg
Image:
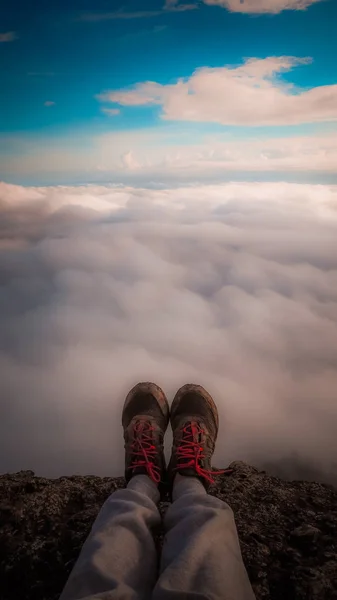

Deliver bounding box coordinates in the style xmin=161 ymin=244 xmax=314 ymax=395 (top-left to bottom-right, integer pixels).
xmin=59 ymin=382 xmax=170 ymax=600
xmin=153 ymin=474 xmax=255 ymax=600
xmin=152 ymin=383 xmax=255 ymax=599
xmin=60 ymin=475 xmax=161 ymax=600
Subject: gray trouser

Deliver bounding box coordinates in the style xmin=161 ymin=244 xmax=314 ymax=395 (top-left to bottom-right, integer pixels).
xmin=59 ymin=474 xmax=256 ymax=600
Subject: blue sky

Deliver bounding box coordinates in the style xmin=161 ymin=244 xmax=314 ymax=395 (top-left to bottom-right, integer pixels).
xmin=1 ymin=0 xmax=337 ymax=184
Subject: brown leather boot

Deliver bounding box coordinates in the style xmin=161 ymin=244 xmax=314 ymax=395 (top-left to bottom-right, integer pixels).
xmin=168 ymin=383 xmax=227 ymax=492
xmin=122 ymin=382 xmax=169 ymax=487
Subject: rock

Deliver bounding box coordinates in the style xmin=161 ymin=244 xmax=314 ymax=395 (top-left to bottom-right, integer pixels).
xmin=289 ymin=524 xmax=322 ymax=557
xmin=291 ymin=524 xmax=321 ymax=543
xmin=0 ymin=461 xmax=336 ymax=600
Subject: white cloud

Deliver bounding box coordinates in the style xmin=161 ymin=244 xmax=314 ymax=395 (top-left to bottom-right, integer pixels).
xmin=44 ymin=101 xmax=55 ymax=107
xmin=97 ymin=130 xmax=337 ymax=175
xmin=0 ymin=31 xmax=18 ymax=42
xmin=99 ymin=56 xmax=337 ymax=126
xmin=101 ymin=107 xmax=120 ymax=116
xmin=202 ymin=0 xmax=323 ymax=13
xmin=120 ymin=150 xmax=141 ymax=170
xmin=1 ymin=181 xmax=337 ymax=483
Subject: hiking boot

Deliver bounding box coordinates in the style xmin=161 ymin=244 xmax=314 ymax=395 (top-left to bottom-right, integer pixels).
xmin=122 ymin=382 xmax=169 ymax=487
xmin=168 ymin=383 xmax=227 ymax=491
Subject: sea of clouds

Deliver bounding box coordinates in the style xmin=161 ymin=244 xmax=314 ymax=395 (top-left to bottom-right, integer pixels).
xmin=1 ymin=180 xmax=337 ymax=483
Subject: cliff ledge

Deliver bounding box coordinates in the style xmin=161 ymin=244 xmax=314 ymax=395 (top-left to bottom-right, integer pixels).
xmin=1 ymin=461 xmax=337 ymax=600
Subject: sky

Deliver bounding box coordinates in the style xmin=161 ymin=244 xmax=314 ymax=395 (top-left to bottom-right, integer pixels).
xmin=1 ymin=0 xmax=337 ymax=185
xmin=1 ymin=1 xmax=337 ymax=482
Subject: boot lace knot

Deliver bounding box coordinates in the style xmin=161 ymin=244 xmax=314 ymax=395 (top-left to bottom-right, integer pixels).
xmin=175 ymin=422 xmax=232 ymax=484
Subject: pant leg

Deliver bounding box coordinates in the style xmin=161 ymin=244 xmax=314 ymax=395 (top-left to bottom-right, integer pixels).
xmin=152 ymin=474 xmax=256 ymax=600
xmin=59 ymin=475 xmax=161 ymax=600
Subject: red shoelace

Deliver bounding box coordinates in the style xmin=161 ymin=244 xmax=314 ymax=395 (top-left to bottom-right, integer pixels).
xmin=175 ymin=422 xmax=232 ymax=484
xmin=130 ymin=421 xmax=161 ymax=484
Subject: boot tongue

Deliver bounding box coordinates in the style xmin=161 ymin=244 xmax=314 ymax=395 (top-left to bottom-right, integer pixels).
xmin=182 ymin=420 xmax=202 ymax=443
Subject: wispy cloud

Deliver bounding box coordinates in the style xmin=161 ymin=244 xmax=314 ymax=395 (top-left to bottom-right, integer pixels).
xmin=101 ymin=107 xmax=120 ymax=117
xmin=80 ymin=0 xmax=322 ymax=21
xmin=80 ymin=10 xmax=162 ymax=21
xmin=80 ymin=1 xmax=197 ymax=22
xmin=98 ymin=56 xmax=337 ymax=126
xmin=44 ymin=101 xmax=55 ymax=107
xmin=0 ymin=31 xmax=18 ymax=43
xmin=2 ymin=126 xmax=337 ymax=182
xmin=153 ymin=25 xmax=168 ymax=32
xmin=202 ymin=0 xmax=323 ymax=14
xmin=165 ymin=1 xmax=198 ymax=11
xmin=95 ymin=129 xmax=337 ymax=175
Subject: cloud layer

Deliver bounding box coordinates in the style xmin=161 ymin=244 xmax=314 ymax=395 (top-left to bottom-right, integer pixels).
xmin=1 ymin=181 xmax=337 ymax=482
xmin=99 ymin=56 xmax=337 ymax=126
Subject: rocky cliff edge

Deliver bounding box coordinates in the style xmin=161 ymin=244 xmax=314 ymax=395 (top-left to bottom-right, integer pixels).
xmin=1 ymin=461 xmax=337 ymax=600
